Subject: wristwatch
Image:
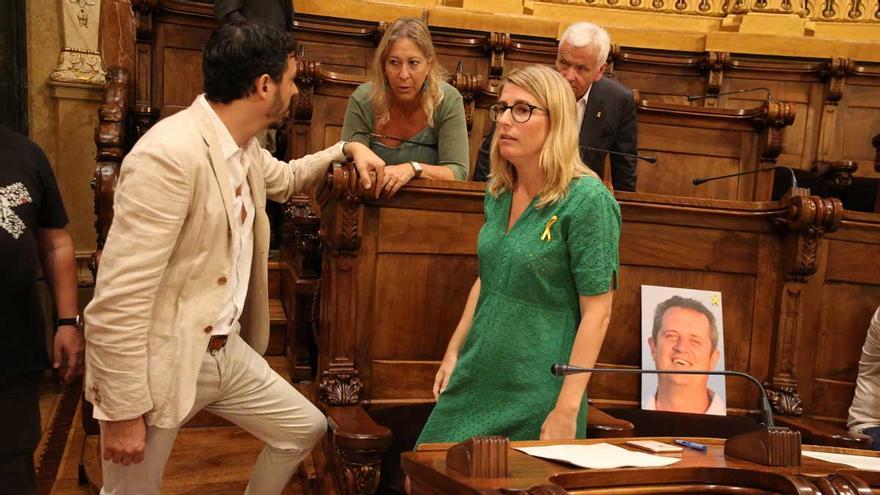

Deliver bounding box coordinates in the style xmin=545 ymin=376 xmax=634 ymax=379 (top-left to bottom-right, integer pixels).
xmin=57 ymin=315 xmax=82 ymax=330
xmin=409 ymin=161 xmax=423 ymax=179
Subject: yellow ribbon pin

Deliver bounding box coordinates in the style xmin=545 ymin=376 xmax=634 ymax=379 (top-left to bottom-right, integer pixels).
xmin=541 ymin=215 xmax=558 ymax=242
xmin=711 ymin=294 xmax=719 ymax=305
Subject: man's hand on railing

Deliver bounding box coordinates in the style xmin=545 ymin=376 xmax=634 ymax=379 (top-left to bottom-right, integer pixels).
xmin=343 ymin=141 xmax=385 ymax=198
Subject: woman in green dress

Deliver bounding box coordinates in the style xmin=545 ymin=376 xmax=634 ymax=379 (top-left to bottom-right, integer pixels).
xmin=341 ymin=17 xmax=469 ymax=198
xmin=417 ymin=64 xmax=620 ymax=444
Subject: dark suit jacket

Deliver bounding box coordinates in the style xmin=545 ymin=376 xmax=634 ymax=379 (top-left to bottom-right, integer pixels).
xmin=214 ymin=0 xmax=293 ymax=31
xmin=474 ymin=76 xmax=638 ymax=191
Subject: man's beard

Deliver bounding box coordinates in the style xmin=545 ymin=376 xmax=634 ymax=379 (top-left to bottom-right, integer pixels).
xmin=267 ymin=93 xmax=291 ymax=130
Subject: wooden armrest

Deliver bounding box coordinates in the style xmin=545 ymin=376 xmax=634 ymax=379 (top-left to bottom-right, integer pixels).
xmin=326 ymin=405 xmax=393 ymax=452
xmin=774 ymin=415 xmax=873 ymax=449
xmin=587 ymin=406 xmax=635 ymax=438
xmin=324 ymin=405 xmax=393 ymax=495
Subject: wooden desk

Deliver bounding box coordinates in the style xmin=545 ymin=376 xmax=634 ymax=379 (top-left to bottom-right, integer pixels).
xmin=403 ymin=437 xmax=880 ymax=494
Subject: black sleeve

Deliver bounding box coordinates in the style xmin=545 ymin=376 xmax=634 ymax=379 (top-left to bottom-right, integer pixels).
xmin=610 ymin=90 xmax=638 ymax=192
xmin=473 ymin=123 xmax=495 ymax=183
xmin=32 ymin=143 xmax=68 ymax=229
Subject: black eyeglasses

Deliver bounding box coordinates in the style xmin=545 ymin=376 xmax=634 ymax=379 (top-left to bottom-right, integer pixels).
xmin=488 ymin=102 xmax=548 ymax=123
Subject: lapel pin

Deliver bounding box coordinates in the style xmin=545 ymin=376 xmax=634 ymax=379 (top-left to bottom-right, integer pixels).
xmin=596 ymin=111 xmax=602 ymax=118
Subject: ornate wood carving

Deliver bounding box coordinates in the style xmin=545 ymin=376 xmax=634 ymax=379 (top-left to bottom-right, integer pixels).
xmin=451 ymin=62 xmax=486 ymax=132
xmin=812 ymin=159 xmax=858 ymax=192
xmin=783 ymin=195 xmax=843 ymax=279
xmin=319 ymin=359 xmax=364 ymax=406
xmin=131 ymin=0 xmax=159 ymax=40
xmin=318 ymin=162 xmax=364 ymax=256
xmin=765 ymin=383 xmax=805 ymax=415
xmin=821 ymin=57 xmax=855 ymax=104
xmin=795 ymin=473 xmax=873 ymax=494
xmin=484 ymin=32 xmax=511 ymax=92
xmin=91 ymin=68 xmax=130 ymax=279
xmin=335 ymin=448 xmax=382 ymax=495
xmin=753 ymin=99 xmax=796 ymax=162
xmin=283 ymin=197 xmax=322 ymax=278
xmin=295 ymin=54 xmax=321 ymax=122
xmin=701 ymin=51 xmax=730 ymax=95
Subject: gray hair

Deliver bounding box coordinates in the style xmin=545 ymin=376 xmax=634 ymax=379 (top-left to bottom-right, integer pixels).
xmin=559 ymin=22 xmax=611 ymax=68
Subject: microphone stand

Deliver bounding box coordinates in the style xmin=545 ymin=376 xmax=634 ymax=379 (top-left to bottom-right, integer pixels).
xmin=692 ymin=166 xmax=798 ymax=190
xmin=580 ymin=146 xmax=658 ymax=164
xmin=552 ymin=363 xmax=802 ymax=466
xmin=687 ymin=87 xmax=773 ymax=102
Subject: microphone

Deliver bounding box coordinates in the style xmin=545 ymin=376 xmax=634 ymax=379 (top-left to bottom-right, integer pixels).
xmin=348 ymin=131 xmax=438 ymax=150
xmin=687 ymin=87 xmax=773 ymax=102
xmin=580 ymin=146 xmax=657 ymax=164
xmin=692 ymin=166 xmax=797 ymax=190
xmin=550 ymin=363 xmax=775 ymax=428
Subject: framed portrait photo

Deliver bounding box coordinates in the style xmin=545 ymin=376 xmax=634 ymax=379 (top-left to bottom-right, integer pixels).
xmin=640 ymin=285 xmax=727 ymax=416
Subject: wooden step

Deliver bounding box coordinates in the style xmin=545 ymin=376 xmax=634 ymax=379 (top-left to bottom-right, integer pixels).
xmin=81 ymin=359 xmax=308 ymax=494
xmin=82 ymin=427 xmax=304 ymax=494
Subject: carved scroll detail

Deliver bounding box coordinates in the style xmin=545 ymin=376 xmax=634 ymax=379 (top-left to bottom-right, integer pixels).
xmin=484 ymin=32 xmax=511 ymax=92
xmin=91 ymin=68 xmax=130 ymax=279
xmin=765 ymin=383 xmax=804 ymax=415
xmin=812 ymin=160 xmax=858 ymax=191
xmin=821 ymin=57 xmax=854 ymax=104
xmin=131 ymin=0 xmax=159 ymax=40
xmin=783 ymin=195 xmax=843 ymax=280
xmin=451 ymin=62 xmax=486 ymax=132
xmin=319 ymin=367 xmax=363 ymax=406
xmin=701 ymin=52 xmax=730 ymax=95
xmin=752 ymin=100 xmax=796 ymax=163
xmin=338 ymin=457 xmax=380 ymax=495
xmin=295 ymin=55 xmax=321 ymax=122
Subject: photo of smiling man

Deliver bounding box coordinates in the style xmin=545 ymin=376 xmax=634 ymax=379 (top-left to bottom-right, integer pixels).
xmin=640 ymin=286 xmax=727 ymax=416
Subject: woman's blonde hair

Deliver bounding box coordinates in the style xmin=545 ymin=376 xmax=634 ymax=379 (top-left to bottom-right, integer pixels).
xmin=371 ymin=17 xmax=447 ymax=127
xmin=487 ymin=64 xmax=597 ymax=208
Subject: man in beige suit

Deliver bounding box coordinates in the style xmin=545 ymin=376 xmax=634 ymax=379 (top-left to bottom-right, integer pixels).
xmin=84 ymin=22 xmax=384 ymax=494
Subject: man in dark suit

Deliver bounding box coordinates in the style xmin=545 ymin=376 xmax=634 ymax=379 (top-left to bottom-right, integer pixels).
xmin=214 ymin=0 xmax=293 ymax=31
xmin=474 ymin=22 xmax=638 ymax=191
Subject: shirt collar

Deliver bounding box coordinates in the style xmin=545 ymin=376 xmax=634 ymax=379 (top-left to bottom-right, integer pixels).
xmin=198 ymin=94 xmax=243 ymax=161
xmin=578 ymin=85 xmax=592 ymax=108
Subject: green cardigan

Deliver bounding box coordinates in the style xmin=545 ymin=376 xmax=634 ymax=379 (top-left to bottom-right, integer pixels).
xmin=341 ymin=81 xmax=470 ymax=181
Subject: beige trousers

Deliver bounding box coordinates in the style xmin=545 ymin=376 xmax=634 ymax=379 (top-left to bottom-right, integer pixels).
xmin=99 ymin=333 xmax=326 ymax=495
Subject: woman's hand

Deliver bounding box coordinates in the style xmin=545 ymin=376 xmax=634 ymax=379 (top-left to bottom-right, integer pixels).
xmin=381 ymin=163 xmax=417 ymax=197
xmin=539 ymin=407 xmax=578 ymax=440
xmin=432 ymin=352 xmax=458 ymax=400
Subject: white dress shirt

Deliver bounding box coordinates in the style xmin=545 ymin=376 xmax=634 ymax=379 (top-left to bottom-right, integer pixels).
xmin=198 ymin=94 xmax=255 ymax=338
xmin=576 ymin=85 xmax=593 ymax=131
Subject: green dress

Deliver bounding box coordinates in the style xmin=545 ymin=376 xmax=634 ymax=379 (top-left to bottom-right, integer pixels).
xmin=416 ymin=177 xmax=621 ymax=444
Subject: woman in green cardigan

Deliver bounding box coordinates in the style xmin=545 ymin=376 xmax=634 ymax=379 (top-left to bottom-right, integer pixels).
xmin=341 ymin=17 xmax=470 ymax=197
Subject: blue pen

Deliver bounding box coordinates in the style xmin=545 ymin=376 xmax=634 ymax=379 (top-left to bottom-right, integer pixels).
xmin=675 ymin=439 xmax=707 ymax=452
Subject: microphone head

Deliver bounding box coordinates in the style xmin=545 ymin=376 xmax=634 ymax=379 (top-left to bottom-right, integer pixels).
xmin=692 ymin=178 xmax=703 ymax=186
xmin=551 ymin=363 xmax=563 ymax=376
xmin=644 ymin=156 xmax=658 ymax=164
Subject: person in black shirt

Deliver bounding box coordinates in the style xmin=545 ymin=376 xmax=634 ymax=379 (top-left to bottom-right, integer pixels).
xmin=0 ymin=125 xmax=84 ymax=495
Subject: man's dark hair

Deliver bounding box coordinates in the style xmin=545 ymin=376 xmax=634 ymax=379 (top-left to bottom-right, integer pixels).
xmin=202 ymin=22 xmax=296 ymax=104
xmin=651 ymin=296 xmax=719 ymax=350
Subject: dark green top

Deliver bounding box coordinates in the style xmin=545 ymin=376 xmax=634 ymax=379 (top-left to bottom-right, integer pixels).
xmin=341 ymin=81 xmax=470 ymax=181
xmin=416 ymin=177 xmax=621 ymax=444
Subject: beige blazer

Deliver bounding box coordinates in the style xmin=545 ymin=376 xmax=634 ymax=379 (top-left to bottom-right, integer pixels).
xmin=84 ymin=98 xmax=343 ymax=428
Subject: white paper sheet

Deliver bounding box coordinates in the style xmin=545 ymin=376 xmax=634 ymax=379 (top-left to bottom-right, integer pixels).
xmin=802 ymin=450 xmax=880 ymax=471
xmin=516 ymin=443 xmax=682 ymax=469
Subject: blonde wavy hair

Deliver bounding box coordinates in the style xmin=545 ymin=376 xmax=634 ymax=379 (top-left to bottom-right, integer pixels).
xmin=371 ymin=17 xmax=447 ymax=127
xmin=487 ymin=64 xmax=598 ymax=208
